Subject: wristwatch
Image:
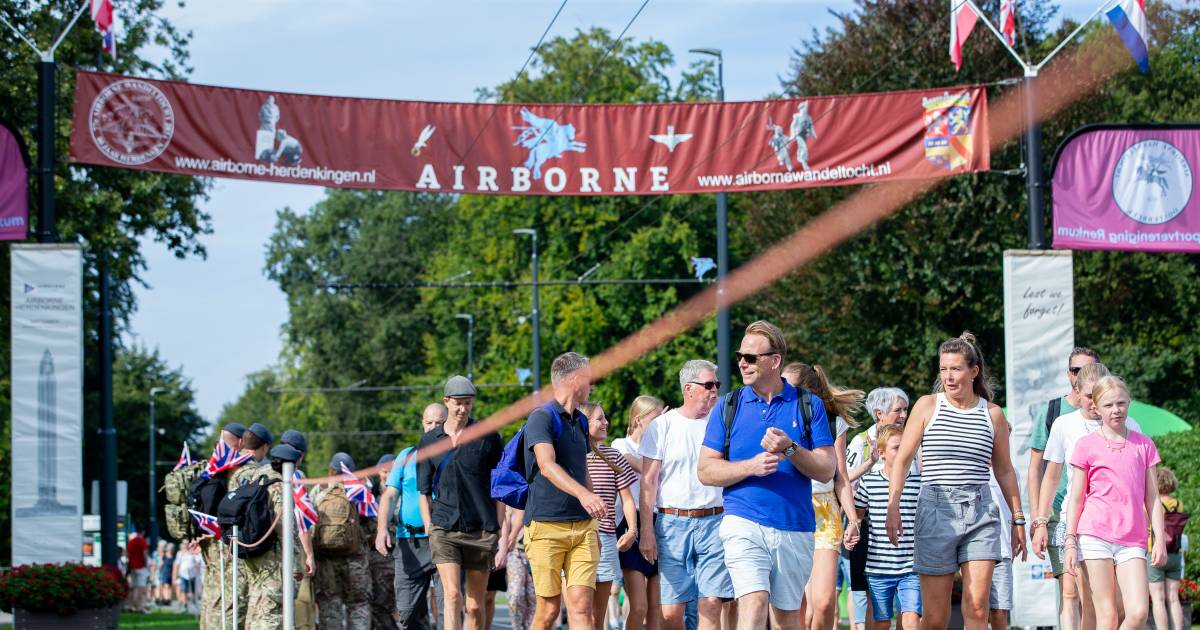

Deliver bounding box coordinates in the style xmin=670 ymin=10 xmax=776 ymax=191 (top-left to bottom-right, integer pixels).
xmin=783 ymin=441 xmax=797 ymax=457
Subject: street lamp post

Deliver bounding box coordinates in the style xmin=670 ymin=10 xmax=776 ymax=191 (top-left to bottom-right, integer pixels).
xmin=689 ymin=48 xmax=731 ymax=395
xmin=455 ymin=313 xmax=475 ymax=381
xmin=513 ymin=229 xmax=540 ymax=392
xmin=148 ymin=387 xmax=166 ymax=548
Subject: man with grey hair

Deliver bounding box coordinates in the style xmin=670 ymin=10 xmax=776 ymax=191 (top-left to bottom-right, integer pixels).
xmin=525 ymin=352 xmax=606 ymax=630
xmin=639 ymin=359 xmax=732 ymax=630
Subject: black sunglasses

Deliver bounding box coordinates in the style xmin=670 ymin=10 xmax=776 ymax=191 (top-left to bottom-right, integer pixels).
xmin=688 ymin=381 xmax=721 ymax=391
xmin=736 ymin=351 xmax=779 ymax=365
xmin=1069 ymin=366 xmax=1084 ymax=375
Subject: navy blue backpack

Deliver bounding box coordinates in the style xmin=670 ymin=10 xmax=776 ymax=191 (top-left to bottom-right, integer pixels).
xmin=490 ymin=403 xmax=588 ymax=509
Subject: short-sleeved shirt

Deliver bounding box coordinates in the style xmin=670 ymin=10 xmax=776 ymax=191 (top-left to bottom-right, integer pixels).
xmin=854 ymin=469 xmax=920 ymax=574
xmin=1071 ymin=429 xmax=1160 ymax=547
xmin=417 ymin=420 xmax=503 ymax=533
xmin=524 ymin=400 xmax=591 ymax=524
xmin=702 ymin=382 xmax=835 ymax=531
xmin=1044 ymin=411 xmax=1142 ymax=510
xmin=811 ymin=417 xmax=850 ymax=494
xmin=127 ymin=535 xmax=148 ymax=570
xmin=639 ymin=409 xmax=724 ymax=510
xmin=1029 ymin=396 xmax=1077 ymax=452
xmin=385 ymin=447 xmax=427 ymax=539
xmin=587 ymin=445 xmax=638 ymax=534
xmin=610 ymin=437 xmax=641 ymax=526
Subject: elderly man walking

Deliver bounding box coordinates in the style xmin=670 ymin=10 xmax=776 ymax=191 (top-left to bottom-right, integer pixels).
xmin=698 ymin=320 xmax=836 ymax=630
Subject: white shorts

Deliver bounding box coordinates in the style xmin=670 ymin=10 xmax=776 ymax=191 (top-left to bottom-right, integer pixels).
xmin=718 ymin=514 xmax=814 ymax=611
xmin=1078 ymin=535 xmax=1147 ymax=565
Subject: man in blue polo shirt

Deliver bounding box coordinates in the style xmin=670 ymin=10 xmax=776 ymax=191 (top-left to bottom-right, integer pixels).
xmin=698 ymin=320 xmax=836 ymax=630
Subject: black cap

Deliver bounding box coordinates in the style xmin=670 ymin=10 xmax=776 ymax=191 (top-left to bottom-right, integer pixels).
xmin=269 ymin=443 xmax=303 ymax=463
xmin=222 ymin=422 xmax=247 ymax=438
xmin=247 ymin=422 xmax=273 ymax=445
xmin=281 ymin=429 xmax=308 ymax=454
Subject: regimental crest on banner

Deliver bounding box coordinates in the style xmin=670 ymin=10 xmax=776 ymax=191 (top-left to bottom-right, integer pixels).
xmin=1112 ymin=139 xmax=1193 ymax=225
xmin=88 ymin=79 xmax=175 ymax=165
xmin=922 ymin=92 xmax=975 ymax=172
xmin=512 ymin=109 xmax=586 ymax=179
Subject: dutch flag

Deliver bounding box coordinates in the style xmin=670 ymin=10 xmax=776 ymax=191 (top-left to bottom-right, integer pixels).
xmin=1105 ymin=0 xmax=1150 ymax=72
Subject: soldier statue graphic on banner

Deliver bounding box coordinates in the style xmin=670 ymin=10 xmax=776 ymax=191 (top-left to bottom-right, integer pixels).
xmin=767 ymin=119 xmax=793 ymax=172
xmin=789 ymin=101 xmax=816 ymax=171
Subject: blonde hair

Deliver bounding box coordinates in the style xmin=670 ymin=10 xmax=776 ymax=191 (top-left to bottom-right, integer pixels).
xmin=877 ymin=424 xmax=905 ymax=454
xmin=1158 ymin=467 xmax=1178 ymax=496
xmin=1091 ymin=375 xmax=1130 ymax=407
xmin=1073 ymin=363 xmax=1111 ymax=391
xmin=785 ymin=363 xmax=862 ymax=428
xmin=628 ymin=395 xmax=664 ymax=436
xmin=579 ymin=402 xmax=621 ymax=475
xmin=745 ymin=320 xmax=787 ymax=358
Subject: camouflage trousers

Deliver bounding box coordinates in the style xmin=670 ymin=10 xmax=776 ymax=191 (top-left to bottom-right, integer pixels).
xmin=242 ymin=546 xmax=300 ymax=630
xmin=369 ymin=547 xmax=399 ymax=630
xmin=315 ymin=552 xmax=372 ymax=630
xmin=200 ymin=538 xmax=247 ymax=630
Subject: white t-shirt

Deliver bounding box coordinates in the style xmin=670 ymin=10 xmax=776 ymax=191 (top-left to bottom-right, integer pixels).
xmin=610 ymin=436 xmax=641 ymax=526
xmin=639 ymin=408 xmax=723 ymax=510
xmin=847 ymin=423 xmax=919 ymax=477
xmin=1044 ymin=410 xmax=1141 ymax=502
xmin=812 ymin=416 xmax=850 ymax=494
xmin=176 ymin=549 xmax=203 ymax=580
xmin=988 ymin=472 xmax=1013 ymax=560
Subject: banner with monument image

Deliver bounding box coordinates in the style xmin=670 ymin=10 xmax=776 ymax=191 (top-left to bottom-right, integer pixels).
xmin=11 ymin=244 xmax=84 ymax=564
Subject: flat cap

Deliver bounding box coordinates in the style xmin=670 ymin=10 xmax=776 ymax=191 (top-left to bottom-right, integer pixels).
xmin=222 ymin=422 xmax=247 ymax=438
xmin=269 ymin=443 xmax=302 ymax=463
xmin=443 ymin=375 xmax=477 ymax=398
xmin=281 ymin=429 xmax=308 ymax=454
xmin=247 ymin=422 xmax=273 ymax=445
xmin=330 ymin=452 xmax=355 ymax=472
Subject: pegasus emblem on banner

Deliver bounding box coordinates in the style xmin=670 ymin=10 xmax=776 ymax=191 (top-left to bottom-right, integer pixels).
xmin=513 ymin=109 xmax=586 ymax=179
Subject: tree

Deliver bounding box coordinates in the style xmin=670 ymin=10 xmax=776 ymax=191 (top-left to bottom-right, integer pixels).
xmin=0 ymin=0 xmax=211 ymax=564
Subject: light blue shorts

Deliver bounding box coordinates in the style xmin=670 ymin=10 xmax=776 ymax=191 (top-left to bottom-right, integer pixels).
xmin=597 ymin=532 xmax=621 ymax=584
xmin=852 ymin=591 xmax=868 ymax=624
xmin=655 ymin=513 xmax=733 ymax=604
xmin=867 ymin=573 xmax=922 ymax=620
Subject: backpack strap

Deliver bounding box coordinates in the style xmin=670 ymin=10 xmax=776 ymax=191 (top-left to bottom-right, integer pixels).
xmin=722 ymin=388 xmax=742 ymax=459
xmin=1046 ymin=397 xmax=1062 ymax=434
xmin=432 ymin=447 xmax=456 ymax=495
xmin=798 ymin=390 xmax=815 ymax=448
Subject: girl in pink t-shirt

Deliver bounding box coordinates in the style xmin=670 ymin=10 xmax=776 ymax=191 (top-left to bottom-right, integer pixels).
xmin=1064 ymin=376 xmax=1166 ymax=630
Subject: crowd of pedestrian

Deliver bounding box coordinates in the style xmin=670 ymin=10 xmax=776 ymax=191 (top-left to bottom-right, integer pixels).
xmin=160 ymin=318 xmax=1185 ymax=630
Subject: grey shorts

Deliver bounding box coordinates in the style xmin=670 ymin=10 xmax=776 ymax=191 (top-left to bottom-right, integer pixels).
xmin=913 ymin=483 xmax=1002 ymax=575
xmin=990 ymin=557 xmax=1013 ymax=610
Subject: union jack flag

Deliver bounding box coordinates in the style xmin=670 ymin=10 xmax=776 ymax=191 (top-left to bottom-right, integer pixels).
xmin=189 ymin=510 xmax=221 ymax=538
xmin=293 ymin=471 xmax=318 ymax=532
xmin=339 ymin=463 xmax=378 ymax=518
xmin=200 ymin=440 xmax=253 ymax=479
xmin=173 ymin=443 xmax=194 ymax=471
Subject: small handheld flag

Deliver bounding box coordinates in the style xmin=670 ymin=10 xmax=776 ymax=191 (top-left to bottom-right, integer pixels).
xmin=189 ymin=510 xmax=221 ymax=538
xmin=201 ymin=441 xmax=254 ymax=479
xmin=340 ymin=463 xmax=379 ymax=518
xmin=173 ymin=443 xmax=193 ymax=471
xmin=1105 ymin=0 xmax=1150 ymax=72
xmin=293 ymin=471 xmax=318 ymax=532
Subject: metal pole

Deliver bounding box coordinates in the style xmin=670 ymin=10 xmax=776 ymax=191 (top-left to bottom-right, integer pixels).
xmin=531 ymin=232 xmax=541 ymax=392
xmin=149 ymin=388 xmax=165 ymax=548
xmin=1023 ymin=70 xmax=1047 ymax=249
xmin=219 ymin=540 xmax=228 ymax=630
xmin=282 ymin=462 xmax=296 ymax=630
xmin=232 ymin=525 xmax=240 ymax=630
xmin=36 ymin=59 xmax=55 ymax=243
xmin=99 ymin=254 xmax=118 ymax=566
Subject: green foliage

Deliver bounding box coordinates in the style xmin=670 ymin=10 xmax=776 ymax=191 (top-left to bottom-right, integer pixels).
xmin=1154 ymin=429 xmax=1200 ymax=584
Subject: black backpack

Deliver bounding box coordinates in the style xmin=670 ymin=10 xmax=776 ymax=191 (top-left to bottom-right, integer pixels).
xmin=721 ymin=386 xmax=817 ymax=458
xmin=1044 ymin=397 xmax=1063 ymax=435
xmin=187 ymin=474 xmax=228 ymax=518
xmin=217 ymin=477 xmax=281 ymax=558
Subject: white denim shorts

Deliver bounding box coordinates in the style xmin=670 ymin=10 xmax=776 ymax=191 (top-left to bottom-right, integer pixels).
xmin=718 ymin=514 xmax=814 ymax=611
xmin=1078 ymin=534 xmax=1147 ymax=565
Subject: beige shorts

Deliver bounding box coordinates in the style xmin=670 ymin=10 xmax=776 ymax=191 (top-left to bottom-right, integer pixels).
xmin=813 ymin=491 xmax=844 ymax=552
xmin=524 ymin=519 xmax=599 ymax=596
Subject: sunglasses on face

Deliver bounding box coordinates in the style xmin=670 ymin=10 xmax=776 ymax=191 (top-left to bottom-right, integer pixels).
xmin=688 ymin=381 xmax=721 ymax=391
xmin=736 ymin=351 xmax=778 ymax=365
xmin=1069 ymin=366 xmax=1084 ymax=375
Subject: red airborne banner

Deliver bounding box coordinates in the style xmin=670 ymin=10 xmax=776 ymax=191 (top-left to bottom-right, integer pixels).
xmin=69 ymin=70 xmax=989 ymax=195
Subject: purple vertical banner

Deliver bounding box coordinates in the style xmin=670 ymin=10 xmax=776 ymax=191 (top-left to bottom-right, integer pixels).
xmin=0 ymin=118 xmax=30 ymax=241
xmin=1052 ymin=124 xmax=1199 ymax=253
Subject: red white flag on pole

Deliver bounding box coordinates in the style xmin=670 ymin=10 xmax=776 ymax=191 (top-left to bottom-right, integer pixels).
xmin=90 ymin=0 xmax=116 ymax=60
xmin=950 ymin=0 xmax=979 ymax=71
xmin=999 ymin=0 xmax=1017 ymax=47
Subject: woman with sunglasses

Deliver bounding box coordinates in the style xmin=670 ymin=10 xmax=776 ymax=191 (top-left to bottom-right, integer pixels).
xmin=613 ymin=395 xmax=666 ymax=630
xmin=783 ymin=363 xmax=863 ymax=630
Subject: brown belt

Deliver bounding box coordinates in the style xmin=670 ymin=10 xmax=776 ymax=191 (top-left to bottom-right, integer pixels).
xmin=657 ymin=507 xmax=724 ymax=518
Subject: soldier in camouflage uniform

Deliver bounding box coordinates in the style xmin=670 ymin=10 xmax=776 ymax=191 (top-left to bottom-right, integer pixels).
xmin=368 ymin=453 xmax=400 ymax=630
xmin=222 ymin=423 xmax=274 ymax=629
xmin=314 ymin=452 xmax=373 ymax=630
xmin=199 ymin=422 xmax=244 ymax=630
xmin=281 ymin=429 xmax=319 ymax=630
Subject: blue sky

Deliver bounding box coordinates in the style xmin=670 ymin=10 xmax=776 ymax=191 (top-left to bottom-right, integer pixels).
xmin=125 ymin=0 xmax=1100 ymax=423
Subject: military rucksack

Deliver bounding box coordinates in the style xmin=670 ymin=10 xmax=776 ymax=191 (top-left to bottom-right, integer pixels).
xmin=164 ymin=462 xmax=205 ymax=540
xmin=314 ymin=484 xmax=361 ymax=556
xmin=216 ymin=476 xmax=280 ymax=558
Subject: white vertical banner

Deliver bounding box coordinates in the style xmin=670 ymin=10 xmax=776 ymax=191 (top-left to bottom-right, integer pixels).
xmin=11 ymin=244 xmax=84 ymax=564
xmin=1003 ymin=249 xmax=1074 ymax=628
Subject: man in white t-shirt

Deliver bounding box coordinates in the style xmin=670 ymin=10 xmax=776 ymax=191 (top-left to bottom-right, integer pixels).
xmin=639 ymin=359 xmax=734 ymax=630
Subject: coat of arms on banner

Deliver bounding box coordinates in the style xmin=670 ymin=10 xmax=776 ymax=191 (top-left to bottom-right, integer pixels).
xmin=922 ymin=92 xmax=974 ymax=171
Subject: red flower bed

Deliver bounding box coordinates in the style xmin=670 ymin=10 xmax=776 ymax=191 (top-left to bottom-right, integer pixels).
xmin=0 ymin=563 xmax=127 ymax=615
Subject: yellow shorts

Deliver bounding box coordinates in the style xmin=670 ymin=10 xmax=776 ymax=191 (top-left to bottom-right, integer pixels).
xmin=524 ymin=519 xmax=599 ymax=596
xmin=812 ymin=491 xmax=844 ymax=552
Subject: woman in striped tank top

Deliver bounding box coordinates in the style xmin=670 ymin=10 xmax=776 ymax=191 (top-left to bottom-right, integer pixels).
xmin=885 ymin=332 xmax=1026 ymax=629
